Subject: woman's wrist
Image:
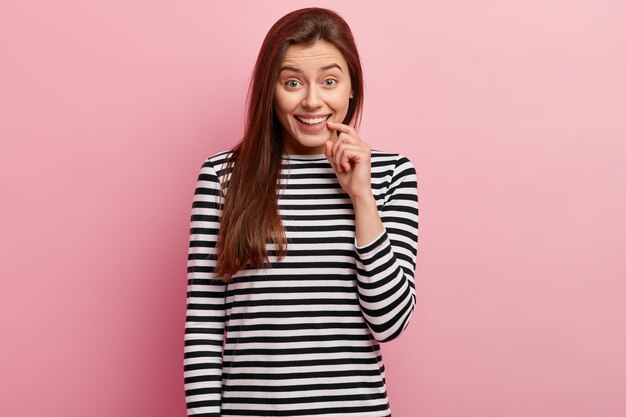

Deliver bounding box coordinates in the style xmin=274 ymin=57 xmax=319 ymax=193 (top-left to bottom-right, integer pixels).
xmin=353 ymin=193 xmax=384 ymax=246
xmin=351 ymin=191 xmax=376 ymax=206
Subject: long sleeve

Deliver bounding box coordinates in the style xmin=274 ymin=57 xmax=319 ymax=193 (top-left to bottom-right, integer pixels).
xmin=354 ymin=155 xmax=419 ymax=343
xmin=183 ymin=159 xmax=226 ymax=416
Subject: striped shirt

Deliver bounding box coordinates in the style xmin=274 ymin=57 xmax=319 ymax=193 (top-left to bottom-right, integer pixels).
xmin=184 ymin=149 xmax=419 ymax=417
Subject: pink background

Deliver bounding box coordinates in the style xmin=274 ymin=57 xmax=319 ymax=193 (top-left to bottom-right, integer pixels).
xmin=1 ymin=1 xmax=625 ymax=416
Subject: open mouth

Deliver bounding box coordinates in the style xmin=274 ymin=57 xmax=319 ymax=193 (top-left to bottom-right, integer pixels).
xmin=294 ymin=115 xmax=331 ymax=126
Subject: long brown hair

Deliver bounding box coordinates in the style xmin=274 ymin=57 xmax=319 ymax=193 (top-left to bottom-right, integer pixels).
xmin=214 ymin=7 xmax=365 ymax=281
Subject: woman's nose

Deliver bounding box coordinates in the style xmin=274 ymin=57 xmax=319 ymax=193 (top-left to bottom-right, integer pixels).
xmin=302 ymin=85 xmax=322 ymax=109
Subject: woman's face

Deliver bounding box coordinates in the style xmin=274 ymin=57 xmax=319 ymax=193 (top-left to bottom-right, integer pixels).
xmin=274 ymin=40 xmax=353 ymax=155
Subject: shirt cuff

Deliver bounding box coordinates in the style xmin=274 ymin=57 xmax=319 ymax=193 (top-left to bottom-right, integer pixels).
xmin=354 ymin=229 xmax=388 ymax=257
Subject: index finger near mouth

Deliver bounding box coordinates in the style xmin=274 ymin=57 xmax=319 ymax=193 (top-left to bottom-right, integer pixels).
xmin=326 ymin=121 xmax=347 ymax=129
xmin=327 ymin=122 xmax=357 ymax=136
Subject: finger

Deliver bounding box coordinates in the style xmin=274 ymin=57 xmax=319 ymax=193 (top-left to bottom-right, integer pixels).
xmin=330 ymin=127 xmax=369 ymax=174
xmin=325 ymin=140 xmax=337 ymax=171
xmin=331 ymin=130 xmax=360 ymax=168
xmin=332 ymin=131 xmax=363 ymax=163
xmin=326 ymin=121 xmax=360 ymax=141
xmin=333 ymin=142 xmax=343 ymax=173
xmin=334 ymin=141 xmax=347 ymax=173
xmin=326 ymin=121 xmax=358 ymax=136
xmin=334 ymin=133 xmax=358 ymax=147
xmin=332 ymin=133 xmax=347 ymax=172
xmin=335 ymin=143 xmax=367 ymax=174
xmin=325 ymin=139 xmax=333 ymax=159
xmin=331 ymin=131 xmax=356 ymax=160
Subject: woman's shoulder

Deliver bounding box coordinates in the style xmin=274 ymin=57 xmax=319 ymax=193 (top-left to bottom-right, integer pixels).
xmin=197 ymin=149 xmax=236 ymax=175
xmin=205 ymin=149 xmax=234 ymax=165
xmin=370 ymin=149 xmax=416 ymax=170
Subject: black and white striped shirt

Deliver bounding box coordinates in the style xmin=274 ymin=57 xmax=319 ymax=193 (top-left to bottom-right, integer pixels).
xmin=184 ymin=150 xmax=419 ymax=417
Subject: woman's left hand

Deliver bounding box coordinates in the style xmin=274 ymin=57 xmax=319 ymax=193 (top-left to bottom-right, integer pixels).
xmin=324 ymin=121 xmax=372 ymax=200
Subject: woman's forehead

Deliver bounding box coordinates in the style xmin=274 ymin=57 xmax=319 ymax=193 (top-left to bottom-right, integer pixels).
xmin=282 ymin=40 xmax=348 ymax=68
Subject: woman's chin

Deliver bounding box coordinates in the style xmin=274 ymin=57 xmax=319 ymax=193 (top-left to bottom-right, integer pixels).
xmin=288 ymin=132 xmax=332 ymax=150
xmin=285 ymin=139 xmax=328 ymax=154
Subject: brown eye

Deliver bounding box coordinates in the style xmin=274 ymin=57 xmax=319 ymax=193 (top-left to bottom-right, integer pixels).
xmin=323 ymin=79 xmax=337 ymax=87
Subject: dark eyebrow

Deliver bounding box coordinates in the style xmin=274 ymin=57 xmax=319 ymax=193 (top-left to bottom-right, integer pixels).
xmin=320 ymin=63 xmax=343 ymax=73
xmin=279 ymin=65 xmax=301 ymax=73
xmin=279 ymin=63 xmax=344 ymax=73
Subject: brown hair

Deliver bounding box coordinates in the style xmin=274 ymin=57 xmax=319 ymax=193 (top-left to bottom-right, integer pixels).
xmin=214 ymin=7 xmax=365 ymax=281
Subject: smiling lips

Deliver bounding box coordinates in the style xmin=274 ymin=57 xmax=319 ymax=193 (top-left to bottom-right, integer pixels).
xmin=295 ymin=114 xmax=331 ymax=126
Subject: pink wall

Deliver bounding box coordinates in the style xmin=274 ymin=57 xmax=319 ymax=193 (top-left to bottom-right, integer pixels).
xmin=1 ymin=1 xmax=625 ymax=416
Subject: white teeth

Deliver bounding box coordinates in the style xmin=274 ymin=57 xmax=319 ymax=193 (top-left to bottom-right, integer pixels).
xmin=296 ymin=116 xmax=329 ymax=125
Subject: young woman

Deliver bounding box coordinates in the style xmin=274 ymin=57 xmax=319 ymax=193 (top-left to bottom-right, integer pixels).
xmin=184 ymin=7 xmax=419 ymax=417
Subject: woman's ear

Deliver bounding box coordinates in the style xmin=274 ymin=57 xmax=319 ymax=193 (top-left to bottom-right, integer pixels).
xmin=349 ymin=90 xmax=354 ymax=99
